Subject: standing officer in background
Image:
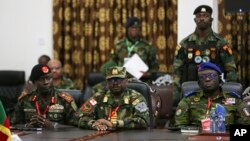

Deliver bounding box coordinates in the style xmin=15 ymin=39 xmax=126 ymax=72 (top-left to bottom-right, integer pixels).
xmin=73 ymin=66 xmax=149 ymax=130
xmin=47 ymin=59 xmax=75 ymax=89
xmin=101 ymin=17 xmax=159 ymax=82
xmin=175 ymin=62 xmax=250 ymax=128
xmin=11 ymin=64 xmax=78 ymax=128
xmin=172 ymin=5 xmax=238 ymax=104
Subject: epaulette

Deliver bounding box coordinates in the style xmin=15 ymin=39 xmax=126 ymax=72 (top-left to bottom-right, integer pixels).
xmin=184 ymin=91 xmax=196 ymax=97
xmin=58 ymin=92 xmax=74 ymax=103
xmin=18 ymin=91 xmax=29 ymax=101
xmin=227 ymin=91 xmax=241 ymax=99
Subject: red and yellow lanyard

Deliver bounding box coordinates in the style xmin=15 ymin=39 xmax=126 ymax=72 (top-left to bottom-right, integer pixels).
xmin=205 ymin=97 xmax=212 ymax=118
xmin=108 ymin=105 xmax=120 ymax=120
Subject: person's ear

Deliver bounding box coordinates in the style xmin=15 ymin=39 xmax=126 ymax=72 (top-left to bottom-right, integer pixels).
xmin=197 ymin=80 xmax=201 ymax=87
xmin=210 ymin=17 xmax=213 ymax=22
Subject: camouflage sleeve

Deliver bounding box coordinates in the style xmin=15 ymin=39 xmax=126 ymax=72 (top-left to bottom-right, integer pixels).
xmin=173 ymin=43 xmax=185 ymax=87
xmin=218 ymin=42 xmax=238 ymax=81
xmin=10 ymin=99 xmax=26 ymax=125
xmin=72 ymin=96 xmax=99 ymax=129
xmin=235 ymin=100 xmax=250 ymax=124
xmin=118 ymin=93 xmax=149 ymax=129
xmin=175 ymin=98 xmax=190 ymax=127
xmin=58 ymin=92 xmax=78 ymax=125
xmin=147 ymin=44 xmax=159 ymax=73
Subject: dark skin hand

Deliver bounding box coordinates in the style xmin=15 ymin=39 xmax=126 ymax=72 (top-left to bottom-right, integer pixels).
xmin=26 ymin=115 xmax=54 ymax=128
xmin=92 ymin=119 xmax=113 ymax=131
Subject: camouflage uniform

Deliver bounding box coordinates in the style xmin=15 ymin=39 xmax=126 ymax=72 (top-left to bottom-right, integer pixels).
xmin=73 ymin=89 xmax=149 ymax=129
xmin=175 ymin=89 xmax=250 ymax=128
xmin=11 ymin=88 xmax=78 ymax=126
xmin=54 ymin=75 xmax=75 ymax=89
xmin=74 ymin=66 xmax=149 ymax=130
xmin=172 ymin=29 xmax=238 ymax=102
xmin=101 ymin=38 xmax=159 ymax=76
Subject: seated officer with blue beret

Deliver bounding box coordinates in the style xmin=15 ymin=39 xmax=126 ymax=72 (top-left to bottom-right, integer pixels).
xmin=11 ymin=64 xmax=78 ymax=128
xmin=172 ymin=4 xmax=238 ymax=106
xmin=73 ymin=66 xmax=149 ymax=131
xmin=175 ymin=62 xmax=250 ymax=129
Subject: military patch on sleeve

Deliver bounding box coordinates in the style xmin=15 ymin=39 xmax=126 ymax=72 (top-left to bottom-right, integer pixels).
xmin=89 ymin=98 xmax=97 ymax=106
xmin=81 ymin=101 xmax=93 ymax=112
xmin=135 ymin=102 xmax=148 ymax=113
xmin=175 ymin=109 xmax=182 ymax=116
xmin=222 ymin=45 xmax=232 ymax=55
xmin=175 ymin=44 xmax=181 ymax=56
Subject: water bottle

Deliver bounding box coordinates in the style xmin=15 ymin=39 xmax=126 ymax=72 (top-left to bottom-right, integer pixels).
xmin=216 ymin=104 xmax=226 ymax=133
xmin=210 ymin=108 xmax=217 ymax=133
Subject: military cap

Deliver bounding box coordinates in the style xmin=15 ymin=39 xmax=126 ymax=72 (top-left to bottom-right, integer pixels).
xmin=198 ymin=62 xmax=222 ymax=74
xmin=30 ymin=64 xmax=51 ymax=82
xmin=193 ymin=5 xmax=213 ymax=15
xmin=106 ymin=66 xmax=126 ymax=79
xmin=126 ymin=17 xmax=141 ymax=29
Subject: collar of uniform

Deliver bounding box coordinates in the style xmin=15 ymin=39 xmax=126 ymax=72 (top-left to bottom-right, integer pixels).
xmin=188 ymin=28 xmax=215 ymax=41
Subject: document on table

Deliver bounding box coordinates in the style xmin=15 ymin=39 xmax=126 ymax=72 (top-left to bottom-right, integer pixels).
xmin=123 ymin=53 xmax=148 ymax=79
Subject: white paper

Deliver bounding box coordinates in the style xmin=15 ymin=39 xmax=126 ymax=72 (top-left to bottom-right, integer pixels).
xmin=123 ymin=54 xmax=149 ymax=79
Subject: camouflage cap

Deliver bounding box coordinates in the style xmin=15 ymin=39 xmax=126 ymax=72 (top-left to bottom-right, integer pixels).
xmin=193 ymin=5 xmax=213 ymax=15
xmin=126 ymin=16 xmax=141 ymax=29
xmin=198 ymin=62 xmax=222 ymax=74
xmin=30 ymin=64 xmax=51 ymax=82
xmin=106 ymin=66 xmax=126 ymax=79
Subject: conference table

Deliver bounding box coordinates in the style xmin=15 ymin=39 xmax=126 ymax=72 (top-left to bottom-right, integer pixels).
xmin=12 ymin=125 xmax=229 ymax=141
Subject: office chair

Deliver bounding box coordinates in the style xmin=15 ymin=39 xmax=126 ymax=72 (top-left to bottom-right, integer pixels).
xmin=0 ymin=70 xmax=25 ymax=115
xmin=82 ymin=72 xmax=105 ymax=102
xmin=58 ymin=89 xmax=83 ymax=107
xmin=127 ymin=81 xmax=157 ymax=128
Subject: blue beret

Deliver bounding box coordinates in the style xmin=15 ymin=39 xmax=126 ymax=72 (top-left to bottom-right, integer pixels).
xmin=198 ymin=62 xmax=222 ymax=74
xmin=30 ymin=64 xmax=51 ymax=82
xmin=126 ymin=17 xmax=141 ymax=29
xmin=193 ymin=5 xmax=213 ymax=15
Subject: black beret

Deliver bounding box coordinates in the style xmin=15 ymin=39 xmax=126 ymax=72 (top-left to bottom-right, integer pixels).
xmin=193 ymin=5 xmax=213 ymax=15
xmin=30 ymin=64 xmax=51 ymax=82
xmin=198 ymin=62 xmax=222 ymax=74
xmin=126 ymin=17 xmax=141 ymax=29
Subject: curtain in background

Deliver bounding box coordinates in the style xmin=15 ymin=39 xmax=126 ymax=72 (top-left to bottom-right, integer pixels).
xmin=218 ymin=0 xmax=250 ymax=87
xmin=53 ymin=0 xmax=177 ymax=90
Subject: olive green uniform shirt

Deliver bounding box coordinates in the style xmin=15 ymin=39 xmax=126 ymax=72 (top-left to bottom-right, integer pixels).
xmin=11 ymin=88 xmax=78 ymax=126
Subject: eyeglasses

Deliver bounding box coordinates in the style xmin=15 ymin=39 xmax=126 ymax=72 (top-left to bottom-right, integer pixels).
xmin=198 ymin=73 xmax=218 ymax=80
xmin=107 ymin=78 xmax=124 ymax=84
xmin=38 ymin=75 xmax=52 ymax=82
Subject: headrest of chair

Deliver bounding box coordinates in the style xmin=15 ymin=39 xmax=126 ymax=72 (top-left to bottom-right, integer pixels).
xmin=127 ymin=82 xmax=150 ymax=98
xmin=221 ymin=82 xmax=243 ymax=96
xmin=181 ymin=81 xmax=200 ymax=95
xmin=0 ymin=70 xmax=25 ymax=86
xmin=87 ymin=72 xmax=105 ymax=86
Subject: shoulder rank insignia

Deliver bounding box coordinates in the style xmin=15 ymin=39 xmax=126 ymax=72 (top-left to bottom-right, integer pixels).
xmin=89 ymin=98 xmax=97 ymax=105
xmin=18 ymin=91 xmax=29 ymax=101
xmin=59 ymin=92 xmax=73 ymax=103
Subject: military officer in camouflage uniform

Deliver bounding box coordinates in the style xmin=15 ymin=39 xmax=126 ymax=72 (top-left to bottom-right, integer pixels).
xmin=172 ymin=5 xmax=238 ymax=103
xmin=11 ymin=64 xmax=78 ymax=128
xmin=73 ymin=66 xmax=149 ymax=130
xmin=175 ymin=62 xmax=250 ymax=128
xmin=101 ymin=17 xmax=159 ymax=81
xmin=47 ymin=59 xmax=75 ymax=89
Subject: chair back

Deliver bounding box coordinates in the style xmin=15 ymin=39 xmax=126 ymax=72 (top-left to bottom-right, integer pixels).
xmin=82 ymin=72 xmax=105 ymax=101
xmin=0 ymin=70 xmax=25 ymax=115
